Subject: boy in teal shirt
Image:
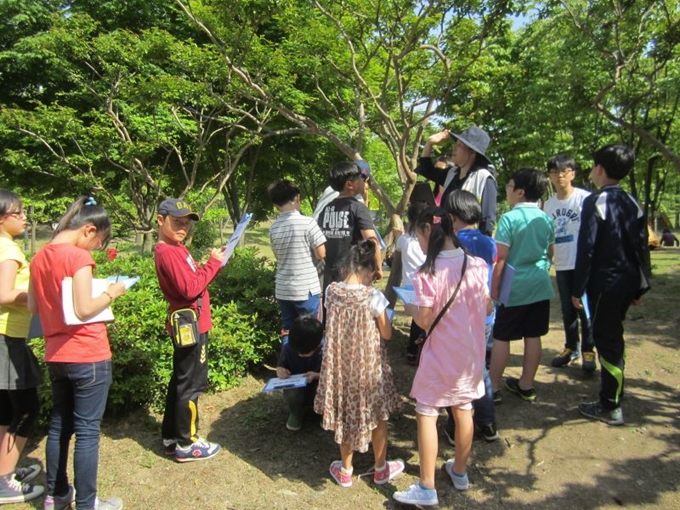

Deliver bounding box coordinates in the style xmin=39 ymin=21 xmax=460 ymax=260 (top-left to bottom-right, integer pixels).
xmin=489 ymin=168 xmax=554 ymax=403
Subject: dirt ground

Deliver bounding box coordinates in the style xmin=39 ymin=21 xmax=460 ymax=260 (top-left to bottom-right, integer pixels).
xmin=15 ymin=250 xmax=680 ymax=510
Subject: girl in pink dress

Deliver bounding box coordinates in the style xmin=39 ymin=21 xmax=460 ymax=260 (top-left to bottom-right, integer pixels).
xmin=314 ymin=239 xmax=403 ymax=488
xmin=393 ymin=208 xmax=489 ymax=507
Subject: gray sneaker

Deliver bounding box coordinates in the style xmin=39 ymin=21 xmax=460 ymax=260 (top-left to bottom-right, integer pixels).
xmin=0 ymin=473 xmax=44 ymax=504
xmin=44 ymin=484 xmax=75 ymax=510
xmin=578 ymin=401 xmax=624 ymax=426
xmin=94 ymin=497 xmax=123 ymax=510
xmin=14 ymin=464 xmax=41 ymax=483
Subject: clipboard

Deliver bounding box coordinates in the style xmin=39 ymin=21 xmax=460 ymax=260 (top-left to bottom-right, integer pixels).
xmin=107 ymin=275 xmax=140 ymax=290
xmin=393 ymin=285 xmax=416 ymax=305
xmin=62 ymin=277 xmax=114 ymax=325
xmin=497 ymin=264 xmax=515 ymax=306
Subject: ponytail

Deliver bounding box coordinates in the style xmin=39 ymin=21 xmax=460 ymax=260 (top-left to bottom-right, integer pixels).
xmin=416 ymin=206 xmax=460 ymax=275
xmin=339 ymin=238 xmax=377 ymax=280
xmin=53 ymin=196 xmax=112 ymax=247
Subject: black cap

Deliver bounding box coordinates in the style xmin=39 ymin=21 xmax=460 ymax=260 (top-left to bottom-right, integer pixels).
xmin=158 ymin=198 xmax=199 ymax=220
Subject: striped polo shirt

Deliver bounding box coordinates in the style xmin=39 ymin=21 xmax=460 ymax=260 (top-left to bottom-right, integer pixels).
xmin=270 ymin=210 xmax=326 ymax=301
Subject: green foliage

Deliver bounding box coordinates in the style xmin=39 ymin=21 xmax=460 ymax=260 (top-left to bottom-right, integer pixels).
xmin=209 ymin=246 xmax=279 ymax=351
xmin=29 ymin=248 xmax=278 ymax=426
xmin=189 ymin=219 xmax=218 ymax=256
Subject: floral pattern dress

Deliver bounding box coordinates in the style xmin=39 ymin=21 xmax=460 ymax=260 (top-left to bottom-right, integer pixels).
xmin=314 ymin=283 xmax=401 ymax=452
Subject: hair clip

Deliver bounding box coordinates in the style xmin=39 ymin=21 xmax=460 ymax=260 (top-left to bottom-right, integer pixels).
xmin=85 ymin=197 xmax=97 ymax=206
xmin=432 ymin=216 xmax=442 ymax=225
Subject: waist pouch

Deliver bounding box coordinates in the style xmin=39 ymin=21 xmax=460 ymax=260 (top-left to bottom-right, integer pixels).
xmin=170 ymin=308 xmax=199 ymax=348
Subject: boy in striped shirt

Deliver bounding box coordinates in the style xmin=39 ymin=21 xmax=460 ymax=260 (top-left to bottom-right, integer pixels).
xmin=268 ymin=180 xmax=326 ymax=344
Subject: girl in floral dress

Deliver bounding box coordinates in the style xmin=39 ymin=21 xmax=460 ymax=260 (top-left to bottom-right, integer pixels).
xmin=314 ymin=239 xmax=403 ymax=488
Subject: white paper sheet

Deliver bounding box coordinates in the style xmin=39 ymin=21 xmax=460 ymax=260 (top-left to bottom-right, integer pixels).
xmin=222 ymin=213 xmax=253 ymax=267
xmin=62 ymin=277 xmax=114 ymax=325
xmin=262 ymin=373 xmax=308 ymax=392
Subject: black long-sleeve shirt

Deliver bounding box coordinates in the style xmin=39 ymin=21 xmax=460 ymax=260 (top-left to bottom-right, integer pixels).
xmin=572 ymin=185 xmax=649 ymax=298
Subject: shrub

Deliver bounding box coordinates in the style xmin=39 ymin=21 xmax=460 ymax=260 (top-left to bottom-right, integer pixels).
xmin=209 ymin=246 xmax=280 ymax=356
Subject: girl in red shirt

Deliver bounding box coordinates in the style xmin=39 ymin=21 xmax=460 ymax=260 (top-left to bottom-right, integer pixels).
xmin=29 ymin=197 xmax=127 ymax=510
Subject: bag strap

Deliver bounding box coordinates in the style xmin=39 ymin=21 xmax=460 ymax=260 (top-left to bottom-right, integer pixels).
xmin=422 ymin=254 xmax=468 ymax=343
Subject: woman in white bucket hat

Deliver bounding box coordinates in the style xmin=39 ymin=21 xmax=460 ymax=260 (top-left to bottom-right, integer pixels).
xmin=415 ymin=127 xmax=497 ymax=235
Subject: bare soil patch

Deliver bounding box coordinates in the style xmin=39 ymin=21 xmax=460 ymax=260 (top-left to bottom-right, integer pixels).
xmin=15 ymin=250 xmax=680 ymax=510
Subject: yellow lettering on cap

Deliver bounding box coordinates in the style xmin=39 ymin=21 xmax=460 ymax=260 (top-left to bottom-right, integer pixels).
xmin=176 ymin=201 xmax=189 ymax=209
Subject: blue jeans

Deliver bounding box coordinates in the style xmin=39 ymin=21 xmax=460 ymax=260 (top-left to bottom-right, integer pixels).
xmin=556 ymin=270 xmax=594 ymax=352
xmin=277 ymin=293 xmax=320 ymax=344
xmin=46 ymin=360 xmax=112 ymax=510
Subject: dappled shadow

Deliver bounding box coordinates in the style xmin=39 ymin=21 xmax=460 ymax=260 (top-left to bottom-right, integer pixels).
xmin=383 ymin=310 xmax=680 ymax=508
xmin=102 ymin=407 xmax=165 ymax=459
xmin=204 ymin=308 xmax=680 ymax=508
xmin=209 ymin=350 xmax=415 ymax=495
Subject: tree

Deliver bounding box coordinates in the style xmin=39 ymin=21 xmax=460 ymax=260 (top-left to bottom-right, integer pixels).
xmin=548 ymin=0 xmax=680 ymax=173
xmin=1 ymin=11 xmax=299 ymax=248
xmin=177 ymin=0 xmax=516 ymax=239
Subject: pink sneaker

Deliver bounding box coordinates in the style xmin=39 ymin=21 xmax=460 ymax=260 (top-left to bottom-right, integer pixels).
xmin=374 ymin=459 xmax=405 ymax=485
xmin=329 ymin=461 xmax=352 ymax=488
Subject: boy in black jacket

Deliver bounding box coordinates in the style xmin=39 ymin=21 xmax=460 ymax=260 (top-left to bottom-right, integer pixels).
xmin=572 ymin=145 xmax=650 ymax=426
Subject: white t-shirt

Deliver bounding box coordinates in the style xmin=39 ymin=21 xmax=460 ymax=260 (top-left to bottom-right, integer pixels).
xmin=543 ymin=188 xmax=590 ymax=271
xmin=396 ymin=232 xmax=426 ymax=286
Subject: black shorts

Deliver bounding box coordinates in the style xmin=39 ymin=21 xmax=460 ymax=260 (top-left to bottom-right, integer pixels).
xmin=493 ymin=300 xmax=550 ymax=341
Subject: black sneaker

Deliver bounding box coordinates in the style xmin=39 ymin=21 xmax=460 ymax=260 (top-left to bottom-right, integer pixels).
xmin=578 ymin=401 xmax=624 ymax=426
xmin=480 ymin=423 xmax=499 ymax=442
xmin=493 ymin=389 xmax=502 ymax=405
xmin=504 ymin=377 xmax=537 ymax=402
xmin=551 ymin=348 xmax=580 ymax=367
xmin=582 ymin=352 xmax=597 ymax=374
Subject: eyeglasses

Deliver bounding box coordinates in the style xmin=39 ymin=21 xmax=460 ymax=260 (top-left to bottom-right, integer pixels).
xmin=352 ymin=173 xmax=368 ymax=181
xmin=548 ymin=169 xmax=573 ymax=175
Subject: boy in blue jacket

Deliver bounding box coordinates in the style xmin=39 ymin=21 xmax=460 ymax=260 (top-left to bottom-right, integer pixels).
xmin=572 ymin=144 xmax=650 ymax=426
